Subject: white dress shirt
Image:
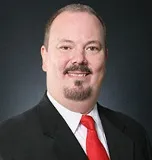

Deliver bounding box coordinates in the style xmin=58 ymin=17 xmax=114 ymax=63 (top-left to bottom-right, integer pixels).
xmin=47 ymin=92 xmax=110 ymax=157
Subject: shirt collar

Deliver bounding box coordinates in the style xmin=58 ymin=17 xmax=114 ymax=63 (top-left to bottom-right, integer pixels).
xmin=47 ymin=91 xmax=99 ymax=133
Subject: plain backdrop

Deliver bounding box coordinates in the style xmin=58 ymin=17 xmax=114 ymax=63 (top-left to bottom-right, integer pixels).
xmin=0 ymin=0 xmax=151 ymax=141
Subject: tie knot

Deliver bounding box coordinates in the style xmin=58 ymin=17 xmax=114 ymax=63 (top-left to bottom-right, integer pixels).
xmin=80 ymin=115 xmax=96 ymax=130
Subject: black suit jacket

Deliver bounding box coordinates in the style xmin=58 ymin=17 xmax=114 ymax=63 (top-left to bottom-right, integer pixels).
xmin=0 ymin=93 xmax=151 ymax=160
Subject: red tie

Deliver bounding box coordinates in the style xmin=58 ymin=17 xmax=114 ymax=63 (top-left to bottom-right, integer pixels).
xmin=81 ymin=115 xmax=109 ymax=160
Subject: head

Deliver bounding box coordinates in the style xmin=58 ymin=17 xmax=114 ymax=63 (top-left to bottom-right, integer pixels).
xmin=41 ymin=4 xmax=108 ymax=113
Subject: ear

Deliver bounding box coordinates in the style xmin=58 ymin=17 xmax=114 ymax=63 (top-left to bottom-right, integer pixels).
xmin=41 ymin=45 xmax=48 ymax=72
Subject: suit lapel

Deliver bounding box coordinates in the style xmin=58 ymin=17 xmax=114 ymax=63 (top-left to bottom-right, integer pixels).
xmin=37 ymin=94 xmax=88 ymax=160
xmin=37 ymin=93 xmax=134 ymax=160
xmin=98 ymin=104 xmax=134 ymax=160
xmin=53 ymin=116 xmax=88 ymax=160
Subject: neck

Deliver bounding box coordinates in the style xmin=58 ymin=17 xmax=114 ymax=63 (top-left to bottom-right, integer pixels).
xmin=47 ymin=91 xmax=98 ymax=114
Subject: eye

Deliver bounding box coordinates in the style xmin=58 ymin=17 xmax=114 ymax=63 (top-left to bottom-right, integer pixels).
xmin=59 ymin=46 xmax=72 ymax=50
xmin=86 ymin=46 xmax=100 ymax=52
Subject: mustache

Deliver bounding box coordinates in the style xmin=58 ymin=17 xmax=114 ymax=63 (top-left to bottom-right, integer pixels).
xmin=63 ymin=64 xmax=92 ymax=74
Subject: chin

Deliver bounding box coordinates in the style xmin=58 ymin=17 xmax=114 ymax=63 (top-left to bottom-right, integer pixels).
xmin=63 ymin=86 xmax=92 ymax=101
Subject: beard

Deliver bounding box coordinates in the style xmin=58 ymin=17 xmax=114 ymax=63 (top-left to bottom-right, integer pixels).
xmin=63 ymin=80 xmax=92 ymax=101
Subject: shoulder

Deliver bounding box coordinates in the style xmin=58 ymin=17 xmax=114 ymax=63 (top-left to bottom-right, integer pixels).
xmin=0 ymin=106 xmax=41 ymax=147
xmin=98 ymin=104 xmax=152 ymax=159
xmin=98 ymin=103 xmax=150 ymax=142
xmin=0 ymin=106 xmax=37 ymax=130
xmin=98 ymin=103 xmax=143 ymax=128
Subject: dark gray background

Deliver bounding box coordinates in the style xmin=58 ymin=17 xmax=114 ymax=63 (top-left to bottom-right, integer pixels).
xmin=0 ymin=0 xmax=151 ymax=141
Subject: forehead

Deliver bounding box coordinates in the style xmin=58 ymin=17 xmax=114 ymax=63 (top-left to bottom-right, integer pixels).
xmin=49 ymin=11 xmax=104 ymax=43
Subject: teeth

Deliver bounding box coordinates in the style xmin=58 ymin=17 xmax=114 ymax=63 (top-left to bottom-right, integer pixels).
xmin=68 ymin=73 xmax=86 ymax=77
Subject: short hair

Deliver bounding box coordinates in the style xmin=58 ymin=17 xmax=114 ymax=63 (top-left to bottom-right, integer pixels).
xmin=43 ymin=3 xmax=107 ymax=50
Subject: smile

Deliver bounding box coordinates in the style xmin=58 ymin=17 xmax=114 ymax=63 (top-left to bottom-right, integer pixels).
xmin=67 ymin=71 xmax=90 ymax=77
xmin=68 ymin=73 xmax=87 ymax=77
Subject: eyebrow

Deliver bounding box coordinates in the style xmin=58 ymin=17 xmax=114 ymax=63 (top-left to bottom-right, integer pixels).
xmin=58 ymin=39 xmax=74 ymax=44
xmin=85 ymin=40 xmax=102 ymax=48
xmin=58 ymin=39 xmax=103 ymax=48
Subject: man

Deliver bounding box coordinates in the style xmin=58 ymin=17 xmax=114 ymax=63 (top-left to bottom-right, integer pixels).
xmin=0 ymin=3 xmax=151 ymax=160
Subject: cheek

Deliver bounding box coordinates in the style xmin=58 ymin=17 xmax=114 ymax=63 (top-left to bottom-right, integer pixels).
xmin=48 ymin=54 xmax=69 ymax=74
xmin=90 ymin=55 xmax=106 ymax=73
xmin=89 ymin=56 xmax=106 ymax=85
xmin=97 ymin=61 xmax=106 ymax=73
xmin=58 ymin=56 xmax=70 ymax=73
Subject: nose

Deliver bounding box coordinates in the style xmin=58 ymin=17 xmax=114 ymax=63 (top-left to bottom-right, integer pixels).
xmin=71 ymin=49 xmax=88 ymax=65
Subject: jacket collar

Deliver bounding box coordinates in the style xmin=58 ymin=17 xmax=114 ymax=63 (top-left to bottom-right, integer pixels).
xmin=37 ymin=93 xmax=133 ymax=160
xmin=37 ymin=93 xmax=88 ymax=160
xmin=98 ymin=104 xmax=134 ymax=160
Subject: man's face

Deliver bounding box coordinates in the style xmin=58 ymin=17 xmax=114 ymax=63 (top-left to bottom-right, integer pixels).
xmin=41 ymin=11 xmax=107 ymax=102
